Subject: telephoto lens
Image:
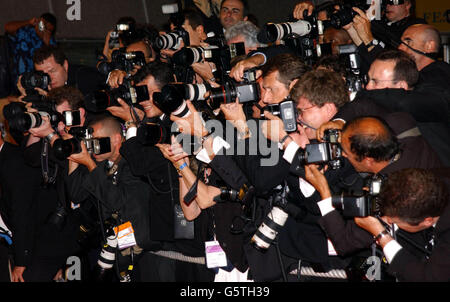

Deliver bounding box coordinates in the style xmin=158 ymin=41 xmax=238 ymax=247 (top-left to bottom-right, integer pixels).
xmin=53 ymin=138 xmax=81 ymax=160
xmin=20 ymin=71 xmax=50 ymax=91
xmin=153 ymin=84 xmax=191 ymax=118
xmin=136 ymin=122 xmax=171 ymax=146
xmin=8 ymin=112 xmax=48 ymax=132
xmin=257 ymin=20 xmax=312 ymax=44
xmin=155 ymin=31 xmax=183 ymax=50
xmin=172 ymin=46 xmax=204 ymax=66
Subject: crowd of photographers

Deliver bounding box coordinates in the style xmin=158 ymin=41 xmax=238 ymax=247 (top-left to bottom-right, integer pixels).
xmin=0 ymin=0 xmax=449 ymax=282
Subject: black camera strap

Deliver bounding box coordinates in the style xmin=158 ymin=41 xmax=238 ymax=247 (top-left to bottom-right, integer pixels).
xmin=41 ymin=139 xmax=58 ymax=185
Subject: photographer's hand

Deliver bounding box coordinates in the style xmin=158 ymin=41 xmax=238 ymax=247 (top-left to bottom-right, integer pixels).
xmin=106 ymin=98 xmax=144 ymax=123
xmin=156 ymin=136 xmax=189 ymax=168
xmin=261 ymin=110 xmax=287 ymax=143
xmin=293 ymin=1 xmax=314 ymax=19
xmin=316 ymin=120 xmax=345 ymax=142
xmin=354 ymin=216 xmax=393 ymax=248
xmin=170 ymin=101 xmax=209 ymax=138
xmin=351 ymin=7 xmax=374 ymax=47
xmin=107 ymin=69 xmax=127 ymax=89
xmin=220 ymin=100 xmax=250 ymax=138
xmin=304 ymin=164 xmax=331 ymax=199
xmin=229 ymin=55 xmax=264 ymax=82
xmin=28 ymin=114 xmax=54 ymax=139
xmin=68 ymin=141 xmax=97 ymax=172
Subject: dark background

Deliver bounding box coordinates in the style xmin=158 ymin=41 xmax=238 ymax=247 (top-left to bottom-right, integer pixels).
xmin=0 ymin=0 xmax=298 ymax=66
xmin=1 ymin=0 xmax=449 ymax=66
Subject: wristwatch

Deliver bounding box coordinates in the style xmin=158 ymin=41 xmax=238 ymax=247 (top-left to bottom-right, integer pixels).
xmin=374 ymin=229 xmax=390 ymax=245
xmin=365 ymin=39 xmax=379 ymax=48
xmin=45 ymin=131 xmax=58 ymax=142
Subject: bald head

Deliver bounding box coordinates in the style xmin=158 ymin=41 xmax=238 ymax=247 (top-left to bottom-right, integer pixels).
xmin=399 ymin=24 xmax=441 ymax=69
xmin=342 ymin=117 xmax=399 ymax=162
xmin=90 ymin=115 xmax=123 ymax=138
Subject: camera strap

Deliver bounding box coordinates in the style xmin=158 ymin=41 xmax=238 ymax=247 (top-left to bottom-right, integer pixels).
xmin=41 ymin=139 xmax=58 ymax=185
xmin=183 ymin=162 xmax=203 ymax=205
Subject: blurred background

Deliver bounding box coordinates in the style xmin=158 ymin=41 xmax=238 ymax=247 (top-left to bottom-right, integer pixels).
xmin=1 ymin=0 xmax=448 ymax=67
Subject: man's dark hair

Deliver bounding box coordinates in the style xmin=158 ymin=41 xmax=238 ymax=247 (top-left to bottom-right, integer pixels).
xmin=343 ymin=116 xmax=400 ymax=162
xmin=261 ymin=53 xmax=311 ymax=88
xmin=33 ymin=45 xmax=67 ymax=66
xmin=89 ymin=114 xmax=124 ymax=138
xmin=47 ymin=86 xmax=85 ymax=110
xmin=315 ymin=54 xmax=347 ymax=78
xmin=41 ymin=12 xmax=57 ymax=33
xmin=375 ymin=50 xmax=419 ymax=88
xmin=379 ymin=168 xmax=449 ymax=225
xmin=183 ymin=8 xmax=204 ymax=29
xmin=220 ymin=0 xmax=250 ymax=18
xmin=291 ymin=69 xmax=349 ymax=108
xmin=132 ymin=61 xmax=174 ymax=89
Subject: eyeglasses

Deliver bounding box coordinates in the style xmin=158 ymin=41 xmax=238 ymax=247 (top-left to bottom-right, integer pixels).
xmin=297 ymin=104 xmax=316 ymax=115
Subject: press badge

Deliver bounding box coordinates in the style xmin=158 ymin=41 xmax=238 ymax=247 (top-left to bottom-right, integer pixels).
xmin=205 ymin=240 xmax=227 ymax=268
xmin=114 ymin=221 xmax=137 ymax=250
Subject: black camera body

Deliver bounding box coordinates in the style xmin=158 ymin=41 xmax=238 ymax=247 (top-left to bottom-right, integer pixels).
xmin=338 ymin=44 xmax=364 ymax=94
xmin=262 ymin=99 xmax=299 ymax=133
xmin=20 ymin=71 xmax=50 ymax=95
xmin=296 ymin=129 xmax=342 ymax=169
xmin=258 ymin=11 xmax=331 ymax=65
xmin=98 ymin=48 xmax=146 ymax=75
xmin=85 ymin=80 xmax=149 ymax=113
xmin=330 ymin=0 xmax=371 ymax=29
xmin=208 ymin=70 xmax=260 ymax=110
xmin=4 ymin=99 xmax=61 ymax=132
xmin=136 ymin=122 xmax=171 ymax=146
xmin=53 ymin=126 xmax=111 ymax=160
xmin=332 ymin=175 xmax=383 ymax=217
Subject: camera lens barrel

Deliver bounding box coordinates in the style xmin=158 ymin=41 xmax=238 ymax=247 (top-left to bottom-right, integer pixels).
xmin=97 ymin=234 xmax=118 ymax=270
xmin=251 ymin=206 xmax=289 ymax=250
xmin=155 ymin=32 xmax=182 ymax=50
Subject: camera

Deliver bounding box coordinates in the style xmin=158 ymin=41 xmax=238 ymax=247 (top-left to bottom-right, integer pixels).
xmin=208 ymin=70 xmax=260 ymax=110
xmin=109 ymin=22 xmax=136 ymax=49
xmin=338 ymin=44 xmax=364 ymax=94
xmin=251 ymin=184 xmax=291 ymax=251
xmin=136 ymin=122 xmax=171 ymax=146
xmin=154 ymin=28 xmax=190 ymax=51
xmin=330 ymin=0 xmax=372 ymax=29
xmin=213 ymin=183 xmax=254 ymax=207
xmin=152 ymin=84 xmax=192 ymax=118
xmin=257 ymin=20 xmax=312 ymax=44
xmin=20 ymin=71 xmax=50 ymax=95
xmin=52 ymin=126 xmax=111 ymax=160
xmin=5 ymin=100 xmax=61 ymax=132
xmin=98 ymin=48 xmax=146 ymax=75
xmin=84 ymin=82 xmax=149 ymax=113
xmin=261 ymin=99 xmax=299 ymax=133
xmin=332 ymin=175 xmax=383 ymax=217
xmin=295 ymin=129 xmax=342 ymax=169
xmin=172 ymin=41 xmax=246 ymax=74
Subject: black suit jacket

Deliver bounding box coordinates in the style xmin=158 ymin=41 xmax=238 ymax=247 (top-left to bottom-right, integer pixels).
xmin=67 ymin=63 xmax=106 ymax=97
xmin=0 ymin=142 xmax=36 ymax=266
xmin=388 ymin=202 xmax=450 ymax=282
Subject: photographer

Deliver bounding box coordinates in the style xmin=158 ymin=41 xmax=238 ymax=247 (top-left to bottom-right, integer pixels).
xmin=354 ymin=168 xmax=450 ymax=282
xmin=2 ymin=87 xmax=88 ymax=281
xmin=66 ymin=114 xmax=153 ymax=281
xmin=353 ymin=49 xmax=450 ymax=166
xmin=261 ymin=68 xmax=367 ymax=279
xmin=305 ymin=116 xmax=443 ymax=257
xmin=106 ymin=61 xmax=214 ymax=282
xmin=17 ymin=45 xmax=105 ymax=100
